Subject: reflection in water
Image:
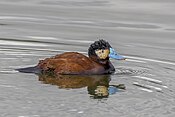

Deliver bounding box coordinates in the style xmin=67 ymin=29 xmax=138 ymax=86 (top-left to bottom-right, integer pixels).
xmin=38 ymin=74 xmax=125 ymax=99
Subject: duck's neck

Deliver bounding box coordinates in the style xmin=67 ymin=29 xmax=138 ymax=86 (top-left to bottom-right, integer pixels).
xmin=89 ymin=55 xmax=109 ymax=65
xmin=89 ymin=55 xmax=115 ymax=74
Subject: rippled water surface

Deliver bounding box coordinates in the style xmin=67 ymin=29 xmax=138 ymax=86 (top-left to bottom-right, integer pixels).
xmin=0 ymin=0 xmax=175 ymax=117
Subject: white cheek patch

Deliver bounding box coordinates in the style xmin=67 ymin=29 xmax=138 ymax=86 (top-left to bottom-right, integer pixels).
xmin=95 ymin=49 xmax=109 ymax=59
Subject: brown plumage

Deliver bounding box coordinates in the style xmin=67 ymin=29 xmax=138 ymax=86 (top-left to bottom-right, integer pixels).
xmin=36 ymin=40 xmax=117 ymax=75
xmin=37 ymin=52 xmax=106 ymax=75
xmin=17 ymin=39 xmax=125 ymax=75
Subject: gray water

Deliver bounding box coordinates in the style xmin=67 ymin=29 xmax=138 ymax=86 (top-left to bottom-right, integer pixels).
xmin=0 ymin=0 xmax=175 ymax=117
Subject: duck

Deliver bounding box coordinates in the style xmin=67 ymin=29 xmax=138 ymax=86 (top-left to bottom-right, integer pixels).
xmin=17 ymin=39 xmax=125 ymax=75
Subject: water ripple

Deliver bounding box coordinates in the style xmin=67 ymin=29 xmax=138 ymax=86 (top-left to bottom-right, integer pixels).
xmin=125 ymin=55 xmax=175 ymax=66
xmin=40 ymin=1 xmax=110 ymax=7
xmin=115 ymin=67 xmax=147 ymax=76
xmin=132 ymin=76 xmax=162 ymax=84
xmin=0 ymin=37 xmax=87 ymax=47
xmin=26 ymin=36 xmax=93 ymax=43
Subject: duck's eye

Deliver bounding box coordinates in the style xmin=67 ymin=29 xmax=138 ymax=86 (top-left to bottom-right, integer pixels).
xmin=102 ymin=50 xmax=104 ymax=53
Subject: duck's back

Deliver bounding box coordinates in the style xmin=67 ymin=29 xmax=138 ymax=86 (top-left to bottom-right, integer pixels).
xmin=37 ymin=52 xmax=103 ymax=75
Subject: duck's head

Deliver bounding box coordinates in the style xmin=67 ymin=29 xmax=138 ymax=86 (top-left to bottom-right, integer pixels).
xmin=88 ymin=39 xmax=125 ymax=64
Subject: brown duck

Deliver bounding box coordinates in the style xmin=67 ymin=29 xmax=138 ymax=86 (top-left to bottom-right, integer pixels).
xmin=17 ymin=39 xmax=125 ymax=75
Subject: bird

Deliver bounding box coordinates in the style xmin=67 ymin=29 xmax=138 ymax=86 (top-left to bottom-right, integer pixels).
xmin=17 ymin=39 xmax=125 ymax=75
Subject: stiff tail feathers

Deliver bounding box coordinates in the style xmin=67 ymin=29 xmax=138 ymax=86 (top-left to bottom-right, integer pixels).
xmin=16 ymin=66 xmax=41 ymax=74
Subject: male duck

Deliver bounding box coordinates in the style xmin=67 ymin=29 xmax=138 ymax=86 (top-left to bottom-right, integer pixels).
xmin=18 ymin=39 xmax=125 ymax=75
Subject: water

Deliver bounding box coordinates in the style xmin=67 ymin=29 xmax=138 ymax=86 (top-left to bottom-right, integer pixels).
xmin=0 ymin=0 xmax=175 ymax=117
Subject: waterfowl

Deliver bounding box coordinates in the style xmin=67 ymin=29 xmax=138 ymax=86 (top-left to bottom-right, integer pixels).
xmin=18 ymin=39 xmax=125 ymax=75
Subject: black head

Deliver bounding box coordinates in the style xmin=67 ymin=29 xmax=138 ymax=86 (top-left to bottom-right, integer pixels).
xmin=88 ymin=39 xmax=111 ymax=64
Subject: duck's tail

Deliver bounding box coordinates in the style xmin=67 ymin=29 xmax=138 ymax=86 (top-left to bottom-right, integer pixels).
xmin=16 ymin=66 xmax=41 ymax=74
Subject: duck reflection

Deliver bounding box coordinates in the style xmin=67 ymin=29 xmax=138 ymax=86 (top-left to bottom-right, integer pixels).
xmin=38 ymin=74 xmax=125 ymax=99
